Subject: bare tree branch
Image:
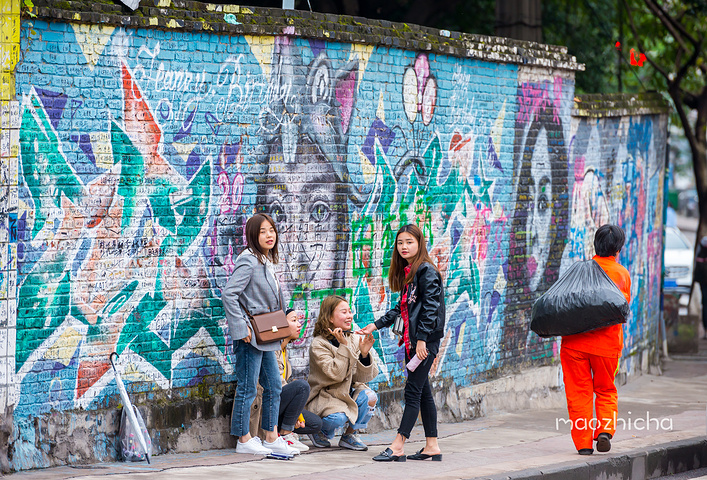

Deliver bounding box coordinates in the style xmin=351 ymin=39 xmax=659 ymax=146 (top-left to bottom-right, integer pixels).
xmin=645 ymin=0 xmax=698 ymax=47
xmin=695 ymin=88 xmax=707 ymax=143
xmin=675 ymin=48 xmax=684 ymax=78
xmin=675 ymin=39 xmax=702 ymax=85
xmin=669 ymin=86 xmax=699 ymax=167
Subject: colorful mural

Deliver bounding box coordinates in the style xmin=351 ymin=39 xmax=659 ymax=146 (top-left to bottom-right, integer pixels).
xmin=9 ymin=20 xmax=666 ymax=464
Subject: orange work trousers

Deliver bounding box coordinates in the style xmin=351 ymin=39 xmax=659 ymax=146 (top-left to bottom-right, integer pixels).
xmin=560 ymin=346 xmax=619 ymax=451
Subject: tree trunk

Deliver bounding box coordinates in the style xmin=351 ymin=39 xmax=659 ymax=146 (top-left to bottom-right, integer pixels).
xmin=667 ymin=85 xmax=707 ymax=246
xmin=690 ymin=93 xmax=707 ymax=246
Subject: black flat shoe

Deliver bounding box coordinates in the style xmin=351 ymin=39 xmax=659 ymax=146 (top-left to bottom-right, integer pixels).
xmin=596 ymin=432 xmax=612 ymax=452
xmin=408 ymin=448 xmax=442 ymax=461
xmin=578 ymin=448 xmax=594 ymax=455
xmin=372 ymin=448 xmax=406 ymax=462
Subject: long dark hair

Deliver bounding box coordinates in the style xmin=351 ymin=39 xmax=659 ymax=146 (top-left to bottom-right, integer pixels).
xmin=245 ymin=213 xmax=279 ymax=265
xmin=312 ymin=295 xmax=348 ymax=340
xmin=389 ymin=224 xmax=438 ymax=292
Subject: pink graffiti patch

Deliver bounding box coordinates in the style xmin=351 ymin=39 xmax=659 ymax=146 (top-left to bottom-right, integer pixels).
xmin=574 ymin=156 xmax=585 ymax=181
xmin=403 ymin=54 xmax=437 ymax=125
xmin=414 ymin=55 xmax=430 ymax=102
xmin=517 ymin=80 xmax=562 ymax=125
xmin=336 ymin=69 xmax=356 ymax=134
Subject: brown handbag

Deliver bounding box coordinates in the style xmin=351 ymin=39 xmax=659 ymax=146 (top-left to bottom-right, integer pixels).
xmin=239 ymin=301 xmax=292 ymax=344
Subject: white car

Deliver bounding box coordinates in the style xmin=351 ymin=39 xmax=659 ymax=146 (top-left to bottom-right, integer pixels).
xmin=664 ymin=226 xmax=694 ymax=288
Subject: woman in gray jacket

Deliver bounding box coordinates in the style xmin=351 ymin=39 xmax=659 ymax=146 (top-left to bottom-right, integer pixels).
xmin=222 ymin=213 xmax=298 ymax=456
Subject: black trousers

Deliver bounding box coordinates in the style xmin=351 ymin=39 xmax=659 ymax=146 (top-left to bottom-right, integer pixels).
xmin=398 ymin=352 xmax=438 ymax=439
xmin=279 ymin=379 xmax=322 ymax=435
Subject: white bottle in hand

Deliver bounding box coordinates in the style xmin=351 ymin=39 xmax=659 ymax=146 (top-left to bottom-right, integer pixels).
xmin=407 ymin=355 xmax=423 ymax=372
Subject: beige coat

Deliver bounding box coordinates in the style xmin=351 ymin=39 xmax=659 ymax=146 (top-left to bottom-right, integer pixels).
xmin=306 ymin=334 xmax=379 ymax=423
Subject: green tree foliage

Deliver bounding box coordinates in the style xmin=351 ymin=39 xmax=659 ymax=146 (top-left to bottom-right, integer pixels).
xmin=620 ymin=0 xmax=707 ymax=243
xmin=543 ymin=0 xmax=621 ymax=94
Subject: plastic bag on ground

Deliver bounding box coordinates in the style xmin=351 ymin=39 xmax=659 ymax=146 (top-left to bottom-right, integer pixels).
xmin=119 ymin=404 xmax=152 ymax=462
xmin=531 ymin=259 xmax=629 ymax=338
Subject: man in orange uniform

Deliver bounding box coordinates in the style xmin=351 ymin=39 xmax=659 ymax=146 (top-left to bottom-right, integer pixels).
xmin=561 ymin=224 xmax=631 ymax=455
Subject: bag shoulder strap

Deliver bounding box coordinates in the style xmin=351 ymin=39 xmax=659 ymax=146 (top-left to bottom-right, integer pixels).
xmin=238 ymin=299 xmax=253 ymax=318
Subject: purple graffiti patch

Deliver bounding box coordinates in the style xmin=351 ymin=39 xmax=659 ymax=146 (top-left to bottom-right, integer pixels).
xmin=174 ymin=106 xmax=197 ymax=142
xmin=70 ymin=133 xmax=96 ymax=166
xmin=186 ymin=150 xmax=201 ymax=180
xmin=35 ymin=88 xmax=68 ymax=130
xmin=487 ymin=137 xmax=503 ymax=172
xmin=308 ymin=39 xmax=326 ymax=58
xmin=361 ymin=118 xmax=395 ymax=165
xmin=205 ymin=112 xmax=222 ymax=136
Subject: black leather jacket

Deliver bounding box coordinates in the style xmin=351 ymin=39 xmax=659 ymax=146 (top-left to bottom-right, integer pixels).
xmin=374 ymin=262 xmax=446 ymax=354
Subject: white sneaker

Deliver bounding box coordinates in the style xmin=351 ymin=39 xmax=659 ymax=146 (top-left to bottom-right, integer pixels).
xmin=281 ymin=433 xmax=309 ymax=452
xmin=236 ymin=436 xmax=273 ymax=455
xmin=263 ymin=436 xmax=300 ymax=456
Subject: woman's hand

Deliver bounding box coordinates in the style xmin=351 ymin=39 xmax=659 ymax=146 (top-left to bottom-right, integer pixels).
xmin=355 ymin=324 xmax=377 ymax=335
xmin=415 ymin=340 xmax=428 ymax=360
xmin=295 ymin=418 xmax=305 ymax=430
xmin=328 ymin=327 xmax=348 ymax=346
xmin=359 ymin=333 xmax=375 ymax=357
xmin=243 ymin=325 xmax=252 ymax=344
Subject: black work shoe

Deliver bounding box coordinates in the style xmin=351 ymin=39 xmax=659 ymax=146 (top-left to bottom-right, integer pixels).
xmin=596 ymin=432 xmax=612 ymax=452
xmin=578 ymin=448 xmax=594 ymax=455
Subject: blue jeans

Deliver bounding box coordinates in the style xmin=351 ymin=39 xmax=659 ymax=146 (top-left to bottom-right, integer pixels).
xmin=230 ymin=340 xmax=282 ymax=437
xmin=320 ymin=389 xmax=377 ymax=438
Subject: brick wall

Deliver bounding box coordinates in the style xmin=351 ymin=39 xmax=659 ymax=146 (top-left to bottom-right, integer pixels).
xmin=0 ymin=1 xmax=670 ymax=471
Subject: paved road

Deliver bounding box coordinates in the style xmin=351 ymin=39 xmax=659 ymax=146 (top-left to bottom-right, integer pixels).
xmin=654 ymin=467 xmax=707 ymax=480
xmin=8 ymin=340 xmax=707 ymax=480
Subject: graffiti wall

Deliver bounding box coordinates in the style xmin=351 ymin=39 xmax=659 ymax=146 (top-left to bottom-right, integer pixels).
xmin=566 ymin=113 xmax=667 ymax=368
xmin=3 ymin=11 xmax=668 ymax=470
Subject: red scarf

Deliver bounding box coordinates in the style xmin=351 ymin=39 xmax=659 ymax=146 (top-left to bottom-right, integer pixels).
xmin=399 ymin=265 xmax=412 ymax=355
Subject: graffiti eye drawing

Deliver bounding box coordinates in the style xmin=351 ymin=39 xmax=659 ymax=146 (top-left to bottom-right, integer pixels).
xmin=310 ymin=201 xmax=330 ymax=223
xmin=311 ymin=67 xmax=330 ymax=104
xmin=268 ymin=200 xmax=287 ymax=225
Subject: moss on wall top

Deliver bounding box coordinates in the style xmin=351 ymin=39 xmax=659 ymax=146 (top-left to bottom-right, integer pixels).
xmin=574 ymin=92 xmax=672 ymax=117
xmin=27 ymin=0 xmax=584 ymax=71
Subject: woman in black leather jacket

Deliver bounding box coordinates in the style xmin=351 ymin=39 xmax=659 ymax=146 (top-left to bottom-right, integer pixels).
xmin=358 ymin=224 xmax=446 ymax=462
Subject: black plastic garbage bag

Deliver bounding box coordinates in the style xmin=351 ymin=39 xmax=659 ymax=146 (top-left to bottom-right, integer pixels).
xmin=531 ymin=259 xmax=629 ymax=338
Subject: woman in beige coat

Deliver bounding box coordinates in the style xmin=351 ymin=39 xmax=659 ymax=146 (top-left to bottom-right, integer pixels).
xmin=249 ymin=309 xmax=323 ymax=452
xmin=306 ymin=295 xmax=379 ymax=451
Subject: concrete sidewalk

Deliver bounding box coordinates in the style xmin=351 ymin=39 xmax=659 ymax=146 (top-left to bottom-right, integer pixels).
xmin=6 ymin=353 xmax=707 ymax=480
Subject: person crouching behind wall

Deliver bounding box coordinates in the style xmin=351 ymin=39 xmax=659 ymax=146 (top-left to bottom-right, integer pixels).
xmin=561 ymin=224 xmax=631 ymax=455
xmin=358 ymin=224 xmax=446 ymax=462
xmin=221 ymin=213 xmax=299 ymax=456
xmin=306 ymin=295 xmax=379 ymax=451
xmin=249 ymin=309 xmax=324 ymax=452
